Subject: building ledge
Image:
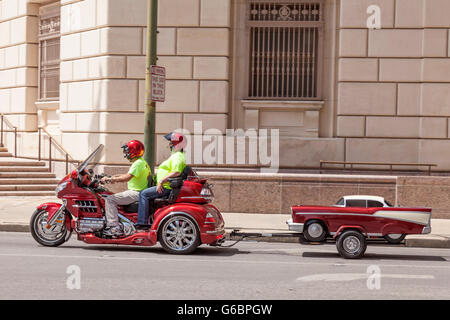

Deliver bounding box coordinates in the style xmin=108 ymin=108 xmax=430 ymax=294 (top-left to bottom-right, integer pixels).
xmin=241 ymin=99 xmax=324 ymax=111
xmin=35 ymin=100 xmax=59 ymax=111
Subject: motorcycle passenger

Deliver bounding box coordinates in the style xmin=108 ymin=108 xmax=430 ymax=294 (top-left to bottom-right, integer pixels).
xmin=101 ymin=140 xmax=150 ymax=236
xmin=135 ymin=132 xmax=186 ymax=230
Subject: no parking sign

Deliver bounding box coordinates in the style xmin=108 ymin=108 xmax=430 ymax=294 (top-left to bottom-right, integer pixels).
xmin=150 ymin=65 xmax=166 ymax=102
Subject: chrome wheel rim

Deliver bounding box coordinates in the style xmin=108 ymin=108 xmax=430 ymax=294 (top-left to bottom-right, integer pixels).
xmin=162 ymin=216 xmax=197 ymax=251
xmin=387 ymin=234 xmax=402 ymax=240
xmin=343 ymin=236 xmax=361 ymax=254
xmin=308 ymin=223 xmax=324 ymax=239
xmin=34 ymin=211 xmax=66 ymax=242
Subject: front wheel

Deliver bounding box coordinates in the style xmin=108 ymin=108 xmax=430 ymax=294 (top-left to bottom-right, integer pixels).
xmin=158 ymin=215 xmax=200 ymax=254
xmin=304 ymin=220 xmax=327 ymax=242
xmin=336 ymin=230 xmax=367 ymax=259
xmin=30 ymin=209 xmax=69 ymax=247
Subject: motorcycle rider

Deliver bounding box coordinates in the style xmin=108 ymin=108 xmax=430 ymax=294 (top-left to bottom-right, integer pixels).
xmin=101 ymin=140 xmax=150 ymax=236
xmin=135 ymin=132 xmax=186 ymax=230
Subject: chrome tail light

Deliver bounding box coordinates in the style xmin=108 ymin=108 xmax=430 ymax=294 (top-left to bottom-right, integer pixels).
xmin=200 ymin=184 xmax=214 ymax=202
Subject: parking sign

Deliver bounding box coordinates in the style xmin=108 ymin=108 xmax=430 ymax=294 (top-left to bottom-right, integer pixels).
xmin=150 ymin=65 xmax=166 ymax=102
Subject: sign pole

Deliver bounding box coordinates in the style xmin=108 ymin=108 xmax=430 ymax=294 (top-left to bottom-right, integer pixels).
xmin=144 ymin=0 xmax=158 ymax=174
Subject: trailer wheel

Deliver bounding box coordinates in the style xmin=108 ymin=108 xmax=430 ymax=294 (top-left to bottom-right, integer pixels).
xmin=304 ymin=220 xmax=327 ymax=242
xmin=336 ymin=230 xmax=367 ymax=259
xmin=384 ymin=233 xmax=406 ymax=244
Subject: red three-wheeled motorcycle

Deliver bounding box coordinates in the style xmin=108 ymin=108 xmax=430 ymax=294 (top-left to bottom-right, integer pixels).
xmin=30 ymin=145 xmax=226 ymax=254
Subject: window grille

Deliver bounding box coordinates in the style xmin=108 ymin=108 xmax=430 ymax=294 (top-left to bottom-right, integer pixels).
xmin=247 ymin=1 xmax=324 ymax=100
xmin=38 ymin=3 xmax=61 ymax=101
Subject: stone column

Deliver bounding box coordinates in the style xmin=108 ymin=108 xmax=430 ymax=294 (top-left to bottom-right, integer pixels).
xmin=60 ymin=0 xmax=147 ymax=163
xmin=0 ymin=0 xmax=39 ymax=132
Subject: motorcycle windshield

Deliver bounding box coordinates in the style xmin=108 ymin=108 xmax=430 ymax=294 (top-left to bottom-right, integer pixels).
xmin=77 ymin=144 xmax=104 ymax=173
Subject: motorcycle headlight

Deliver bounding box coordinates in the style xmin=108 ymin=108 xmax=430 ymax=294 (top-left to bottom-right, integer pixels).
xmin=55 ymin=181 xmax=69 ymax=194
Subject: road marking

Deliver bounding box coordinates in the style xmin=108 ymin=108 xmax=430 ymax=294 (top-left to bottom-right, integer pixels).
xmin=0 ymin=252 xmax=449 ymax=270
xmin=296 ymin=273 xmax=435 ymax=282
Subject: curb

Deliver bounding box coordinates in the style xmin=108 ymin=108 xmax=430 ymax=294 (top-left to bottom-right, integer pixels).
xmin=405 ymin=237 xmax=450 ymax=249
xmin=0 ymin=224 xmax=29 ymax=233
xmin=1 ymin=224 xmax=450 ymax=249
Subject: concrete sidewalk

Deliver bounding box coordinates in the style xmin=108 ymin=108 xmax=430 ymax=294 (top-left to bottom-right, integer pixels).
xmin=0 ymin=196 xmax=449 ymax=248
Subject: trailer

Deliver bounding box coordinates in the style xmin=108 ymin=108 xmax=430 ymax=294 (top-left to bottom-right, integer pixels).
xmin=225 ymin=195 xmax=432 ymax=259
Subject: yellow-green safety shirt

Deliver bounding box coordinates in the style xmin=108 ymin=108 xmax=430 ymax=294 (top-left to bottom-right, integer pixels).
xmin=156 ymin=151 xmax=186 ymax=189
xmin=128 ymin=157 xmax=151 ymax=191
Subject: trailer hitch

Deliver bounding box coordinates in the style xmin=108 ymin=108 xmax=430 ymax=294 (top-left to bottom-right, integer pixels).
xmin=230 ymin=229 xmax=302 ymax=239
xmin=217 ymin=229 xmax=303 ymax=248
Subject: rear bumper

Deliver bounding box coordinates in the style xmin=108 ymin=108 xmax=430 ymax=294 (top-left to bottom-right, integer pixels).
xmin=201 ymin=227 xmax=226 ymax=244
xmin=287 ymin=218 xmax=304 ymax=233
xmin=422 ymin=224 xmax=432 ymax=234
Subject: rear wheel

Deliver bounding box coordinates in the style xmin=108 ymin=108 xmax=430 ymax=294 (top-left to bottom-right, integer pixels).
xmin=336 ymin=230 xmax=367 ymax=259
xmin=158 ymin=215 xmax=200 ymax=254
xmin=30 ymin=209 xmax=68 ymax=247
xmin=384 ymin=233 xmax=406 ymax=244
xmin=304 ymin=220 xmax=327 ymax=242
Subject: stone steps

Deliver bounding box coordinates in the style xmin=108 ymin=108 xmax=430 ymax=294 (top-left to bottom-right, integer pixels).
xmin=0 ymin=161 xmax=46 ymax=166
xmin=0 ymin=178 xmax=60 ymax=185
xmin=0 ymin=184 xmax=57 ymax=191
xmin=0 ymin=147 xmax=7 ymax=152
xmin=0 ymin=147 xmax=57 ymax=195
xmin=0 ymin=172 xmax=56 ymax=178
xmin=0 ymin=191 xmax=56 ymax=196
xmin=0 ymin=152 xmax=13 ymax=157
xmin=0 ymin=167 xmax=50 ymax=172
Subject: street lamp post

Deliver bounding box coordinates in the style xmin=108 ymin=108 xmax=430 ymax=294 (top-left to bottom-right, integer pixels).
xmin=144 ymin=0 xmax=158 ymax=173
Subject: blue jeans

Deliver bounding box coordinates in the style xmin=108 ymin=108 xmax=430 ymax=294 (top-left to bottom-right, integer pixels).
xmin=137 ymin=186 xmax=171 ymax=225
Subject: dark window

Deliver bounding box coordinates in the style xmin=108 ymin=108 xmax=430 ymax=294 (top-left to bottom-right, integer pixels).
xmin=346 ymin=200 xmax=367 ymax=208
xmin=247 ymin=1 xmax=324 ymax=100
xmin=39 ymin=3 xmax=60 ymax=101
xmin=367 ymin=200 xmax=384 ymax=208
xmin=336 ymin=198 xmax=344 ymax=206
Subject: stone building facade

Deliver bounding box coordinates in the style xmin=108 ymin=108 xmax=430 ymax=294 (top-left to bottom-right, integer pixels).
xmin=1 ymin=0 xmax=450 ymax=173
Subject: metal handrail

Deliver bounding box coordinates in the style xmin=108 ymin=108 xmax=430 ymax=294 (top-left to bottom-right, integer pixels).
xmin=38 ymin=127 xmax=80 ymax=174
xmin=0 ymin=113 xmax=80 ymax=174
xmin=0 ymin=113 xmax=18 ymax=157
xmin=320 ymin=160 xmax=437 ymax=176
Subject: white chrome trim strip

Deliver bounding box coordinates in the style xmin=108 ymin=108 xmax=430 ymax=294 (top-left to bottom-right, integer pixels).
xmin=372 ymin=210 xmax=430 ymax=226
xmin=329 ymin=232 xmax=382 ymax=237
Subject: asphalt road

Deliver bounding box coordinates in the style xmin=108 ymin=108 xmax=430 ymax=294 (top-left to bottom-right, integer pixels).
xmin=0 ymin=232 xmax=450 ymax=300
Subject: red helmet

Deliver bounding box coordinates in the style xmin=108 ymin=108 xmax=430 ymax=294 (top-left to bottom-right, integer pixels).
xmin=164 ymin=132 xmax=186 ymax=151
xmin=122 ymin=140 xmax=144 ymax=160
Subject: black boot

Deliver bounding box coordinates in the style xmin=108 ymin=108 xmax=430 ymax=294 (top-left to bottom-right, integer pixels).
xmin=134 ymin=223 xmax=151 ymax=231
